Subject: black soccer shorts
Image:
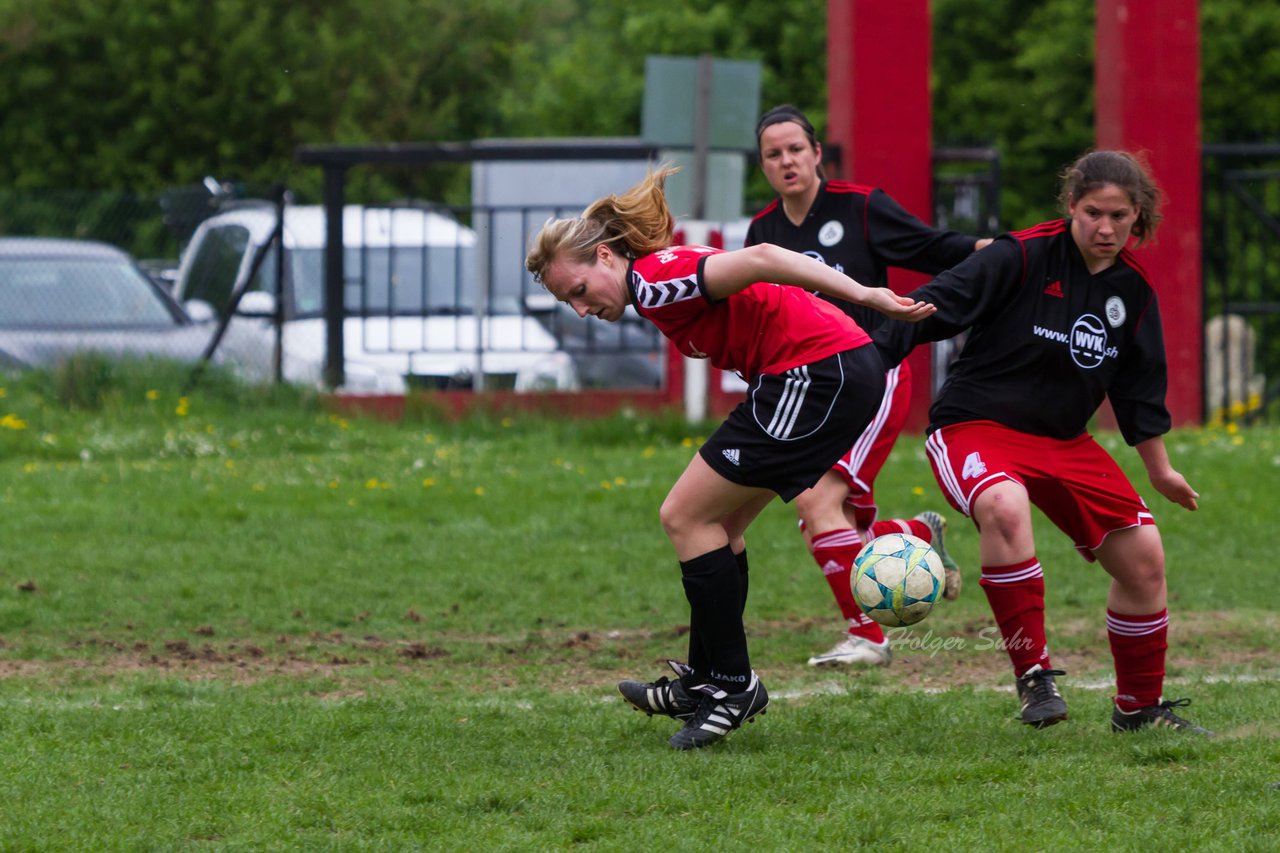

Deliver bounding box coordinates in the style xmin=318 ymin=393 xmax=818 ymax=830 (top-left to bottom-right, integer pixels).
xmin=698 ymin=345 xmax=886 ymax=501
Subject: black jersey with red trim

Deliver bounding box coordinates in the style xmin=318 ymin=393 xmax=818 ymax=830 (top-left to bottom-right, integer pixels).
xmin=871 ymin=219 xmax=1170 ymax=445
xmin=744 ymin=181 xmax=977 ymax=331
xmin=627 ymin=245 xmax=871 ymax=381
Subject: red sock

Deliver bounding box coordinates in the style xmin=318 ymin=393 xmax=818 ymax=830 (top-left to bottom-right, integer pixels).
xmin=869 ymin=518 xmax=932 ymax=542
xmin=845 ymin=611 xmax=885 ymax=642
xmin=810 ymin=528 xmax=885 ymax=643
xmin=979 ymin=558 xmax=1050 ymax=676
xmin=1107 ymin=609 xmax=1168 ymax=711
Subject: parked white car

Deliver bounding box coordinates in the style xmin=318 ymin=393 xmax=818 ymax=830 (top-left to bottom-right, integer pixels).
xmin=172 ymin=203 xmax=578 ymax=394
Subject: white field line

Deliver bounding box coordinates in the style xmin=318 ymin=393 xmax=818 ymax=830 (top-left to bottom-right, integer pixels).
xmin=775 ymin=669 xmax=1280 ymax=700
xmin=589 ymin=670 xmax=1279 ymax=708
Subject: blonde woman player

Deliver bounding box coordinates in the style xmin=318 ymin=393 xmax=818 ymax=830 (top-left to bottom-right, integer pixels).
xmin=526 ymin=166 xmax=934 ymax=750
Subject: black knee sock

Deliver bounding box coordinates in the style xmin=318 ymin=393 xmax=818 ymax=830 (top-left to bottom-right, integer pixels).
xmin=680 ymin=545 xmax=751 ymax=691
xmin=688 ymin=548 xmax=749 ymax=677
xmin=735 ymin=548 xmax=749 ymax=614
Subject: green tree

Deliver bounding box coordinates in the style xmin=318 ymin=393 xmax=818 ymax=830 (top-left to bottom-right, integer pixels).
xmin=496 ymin=0 xmax=825 ymax=205
xmin=1201 ymin=0 xmax=1280 ymax=143
xmin=0 ymin=0 xmax=1276 ymax=224
xmin=0 ymin=0 xmax=549 ymax=203
xmin=931 ymin=0 xmax=1094 ymax=228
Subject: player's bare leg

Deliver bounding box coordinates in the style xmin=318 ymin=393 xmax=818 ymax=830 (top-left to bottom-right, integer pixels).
xmin=973 ymin=481 xmax=1066 ymax=727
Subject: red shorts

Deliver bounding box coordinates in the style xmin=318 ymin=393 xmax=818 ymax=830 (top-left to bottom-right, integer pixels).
xmin=831 ymin=362 xmax=911 ymax=526
xmin=924 ymin=420 xmax=1155 ymax=561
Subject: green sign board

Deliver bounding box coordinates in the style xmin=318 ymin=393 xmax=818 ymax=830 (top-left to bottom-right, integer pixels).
xmin=641 ymin=55 xmax=761 ymax=150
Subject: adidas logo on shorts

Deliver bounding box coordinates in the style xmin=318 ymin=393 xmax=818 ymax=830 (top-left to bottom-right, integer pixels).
xmin=722 ymin=448 xmax=740 ymax=466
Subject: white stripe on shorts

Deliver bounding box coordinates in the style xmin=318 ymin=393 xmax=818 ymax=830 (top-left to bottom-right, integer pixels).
xmin=926 ymin=429 xmax=969 ymax=514
xmin=844 ymin=364 xmax=901 ymax=481
xmin=766 ymin=365 xmax=810 ymax=440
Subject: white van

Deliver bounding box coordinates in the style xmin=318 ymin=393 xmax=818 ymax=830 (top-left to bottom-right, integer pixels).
xmin=172 ymin=203 xmax=578 ymax=394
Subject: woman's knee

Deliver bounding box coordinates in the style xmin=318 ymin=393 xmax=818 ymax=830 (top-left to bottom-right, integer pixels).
xmin=658 ymin=495 xmax=685 ymax=540
xmin=792 ymin=488 xmax=821 ymax=518
xmin=1098 ymin=528 xmax=1167 ymax=594
xmin=972 ymin=483 xmax=1034 ymax=548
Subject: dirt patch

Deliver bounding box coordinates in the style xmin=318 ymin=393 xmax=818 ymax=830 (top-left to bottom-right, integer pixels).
xmin=0 ymin=610 xmax=1273 ymax=693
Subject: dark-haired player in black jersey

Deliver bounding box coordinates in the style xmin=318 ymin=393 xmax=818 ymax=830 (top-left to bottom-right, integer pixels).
xmin=747 ymin=104 xmax=990 ymax=668
xmin=874 ymin=149 xmax=1211 ymax=735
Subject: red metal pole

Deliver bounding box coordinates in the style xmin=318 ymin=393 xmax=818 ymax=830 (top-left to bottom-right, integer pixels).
xmin=1096 ymin=0 xmax=1202 ymax=426
xmin=828 ymin=0 xmax=935 ymax=432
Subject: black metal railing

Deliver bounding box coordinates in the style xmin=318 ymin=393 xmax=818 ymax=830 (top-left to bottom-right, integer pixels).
xmin=1 ymin=149 xmax=1004 ymax=397
xmin=1202 ymin=143 xmax=1280 ymax=424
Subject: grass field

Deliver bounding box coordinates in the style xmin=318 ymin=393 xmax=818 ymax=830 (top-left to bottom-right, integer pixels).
xmin=1 ymin=363 xmax=1278 ymax=849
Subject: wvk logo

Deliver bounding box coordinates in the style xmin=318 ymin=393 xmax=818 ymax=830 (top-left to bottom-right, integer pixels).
xmin=1068 ymin=313 xmax=1119 ymax=369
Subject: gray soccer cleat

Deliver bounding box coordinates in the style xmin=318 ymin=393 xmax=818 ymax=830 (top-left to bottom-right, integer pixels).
xmin=915 ymin=511 xmax=962 ymax=600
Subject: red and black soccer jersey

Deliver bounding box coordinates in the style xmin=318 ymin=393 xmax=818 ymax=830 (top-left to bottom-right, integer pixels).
xmin=872 ymin=219 xmax=1171 ymax=446
xmin=744 ymin=181 xmax=977 ymax=331
xmin=628 ymin=245 xmax=871 ymax=381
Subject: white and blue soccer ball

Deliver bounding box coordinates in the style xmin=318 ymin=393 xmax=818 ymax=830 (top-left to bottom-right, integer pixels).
xmin=852 ymin=533 xmax=946 ymax=627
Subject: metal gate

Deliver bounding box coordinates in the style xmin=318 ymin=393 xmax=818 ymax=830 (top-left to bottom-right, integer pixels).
xmin=930 ymin=147 xmax=1002 ymax=396
xmin=1202 ymin=143 xmax=1280 ymax=424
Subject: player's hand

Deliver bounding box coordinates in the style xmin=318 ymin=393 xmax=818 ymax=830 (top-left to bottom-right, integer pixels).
xmin=1150 ymin=469 xmax=1198 ymax=511
xmin=865 ymin=288 xmax=936 ymax=322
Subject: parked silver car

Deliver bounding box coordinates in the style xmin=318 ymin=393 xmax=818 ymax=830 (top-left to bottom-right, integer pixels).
xmin=0 ymin=237 xmax=221 ymax=370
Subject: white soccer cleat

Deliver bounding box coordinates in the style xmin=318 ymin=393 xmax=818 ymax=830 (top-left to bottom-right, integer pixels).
xmin=806 ymin=632 xmax=892 ymax=667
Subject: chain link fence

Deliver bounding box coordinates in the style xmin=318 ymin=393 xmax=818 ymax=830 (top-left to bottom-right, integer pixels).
xmin=0 ymin=162 xmax=1000 ymax=400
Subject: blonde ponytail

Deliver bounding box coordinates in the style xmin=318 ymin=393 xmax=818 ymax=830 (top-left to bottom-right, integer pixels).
xmin=526 ymin=165 xmax=679 ymax=284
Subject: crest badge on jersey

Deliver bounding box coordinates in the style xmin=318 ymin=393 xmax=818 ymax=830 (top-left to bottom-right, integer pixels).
xmin=1104 ymin=296 xmax=1126 ymax=328
xmin=818 ymin=220 xmax=844 ymax=247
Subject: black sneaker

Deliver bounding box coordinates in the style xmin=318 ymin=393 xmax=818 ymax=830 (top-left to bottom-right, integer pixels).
xmin=1015 ymin=665 xmax=1068 ymax=728
xmin=618 ymin=660 xmax=698 ymax=721
xmin=668 ymin=673 xmax=769 ymax=750
xmin=1111 ymin=698 xmax=1214 ymax=736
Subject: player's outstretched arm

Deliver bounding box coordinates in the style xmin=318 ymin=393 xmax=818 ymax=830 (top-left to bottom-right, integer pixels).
xmin=1136 ymin=436 xmax=1199 ymax=511
xmin=702 ymin=243 xmax=935 ymax=321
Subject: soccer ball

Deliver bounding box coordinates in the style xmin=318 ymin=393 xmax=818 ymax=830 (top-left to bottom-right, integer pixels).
xmin=852 ymin=533 xmax=946 ymax=627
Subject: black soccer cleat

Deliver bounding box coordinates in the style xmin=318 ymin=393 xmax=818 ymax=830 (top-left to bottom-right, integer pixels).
xmin=618 ymin=660 xmax=699 ymax=721
xmin=667 ymin=673 xmax=769 ymax=751
xmin=1111 ymin=698 xmax=1214 ymax=736
xmin=1015 ymin=665 xmax=1068 ymax=728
